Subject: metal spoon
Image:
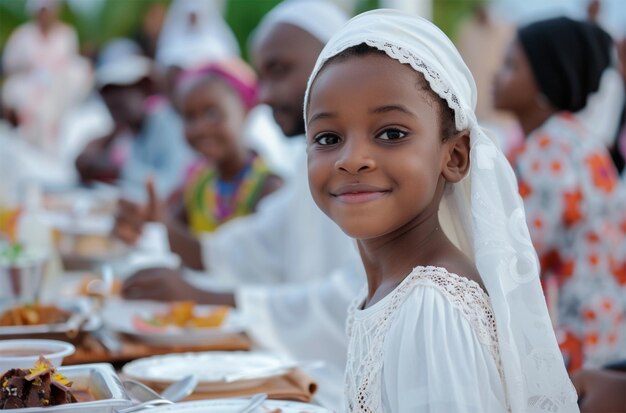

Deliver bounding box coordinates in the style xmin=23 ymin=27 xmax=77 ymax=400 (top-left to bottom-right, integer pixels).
xmin=124 ymin=375 xmax=197 ymax=403
xmin=238 ymin=393 xmax=268 ymax=413
xmin=116 ymin=399 xmax=174 ymax=413
xmin=123 ymin=380 xmax=161 ymax=403
xmin=160 ymin=374 xmax=197 ymax=402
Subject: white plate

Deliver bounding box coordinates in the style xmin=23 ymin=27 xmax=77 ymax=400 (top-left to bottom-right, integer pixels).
xmin=102 ymin=300 xmax=247 ymax=346
xmin=147 ymin=398 xmax=330 ymax=413
xmin=122 ymin=352 xmax=292 ymax=392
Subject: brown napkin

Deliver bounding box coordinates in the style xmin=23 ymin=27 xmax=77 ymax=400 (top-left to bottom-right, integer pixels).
xmin=146 ymin=368 xmax=318 ymax=402
xmin=65 ymin=333 xmax=253 ymax=365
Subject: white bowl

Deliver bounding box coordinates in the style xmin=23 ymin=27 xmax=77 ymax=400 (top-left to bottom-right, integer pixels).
xmin=0 ymin=339 xmax=75 ymax=374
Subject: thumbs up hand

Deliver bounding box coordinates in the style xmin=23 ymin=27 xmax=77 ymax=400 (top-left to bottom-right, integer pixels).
xmin=113 ymin=177 xmax=166 ymax=245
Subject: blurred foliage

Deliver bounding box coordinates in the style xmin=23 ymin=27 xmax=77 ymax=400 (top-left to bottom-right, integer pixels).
xmin=434 ymin=0 xmax=485 ymax=40
xmin=0 ymin=0 xmax=172 ymax=58
xmin=354 ymin=0 xmax=379 ymax=14
xmin=224 ymin=0 xmax=281 ymax=60
xmin=0 ymin=0 xmax=479 ymax=60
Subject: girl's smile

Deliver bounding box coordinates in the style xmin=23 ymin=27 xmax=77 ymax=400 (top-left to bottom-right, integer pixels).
xmin=330 ymin=183 xmax=391 ymax=204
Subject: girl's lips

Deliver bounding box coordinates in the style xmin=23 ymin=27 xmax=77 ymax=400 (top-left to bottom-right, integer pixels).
xmin=334 ymin=191 xmax=389 ymax=204
xmin=331 ymin=184 xmax=390 ymax=204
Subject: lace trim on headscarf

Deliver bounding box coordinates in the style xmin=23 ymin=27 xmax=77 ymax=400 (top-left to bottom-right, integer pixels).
xmin=325 ymin=39 xmax=468 ymax=132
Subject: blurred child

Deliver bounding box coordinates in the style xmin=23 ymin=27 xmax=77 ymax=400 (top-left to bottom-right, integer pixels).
xmin=305 ymin=10 xmax=578 ymax=412
xmin=76 ymin=52 xmax=193 ymax=197
xmin=178 ymin=59 xmax=283 ymax=234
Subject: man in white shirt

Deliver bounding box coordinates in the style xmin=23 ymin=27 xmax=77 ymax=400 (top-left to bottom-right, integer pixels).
xmin=117 ymin=1 xmax=364 ymax=408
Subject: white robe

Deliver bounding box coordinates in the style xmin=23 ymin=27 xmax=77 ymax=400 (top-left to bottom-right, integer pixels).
xmin=345 ymin=266 xmax=508 ymax=412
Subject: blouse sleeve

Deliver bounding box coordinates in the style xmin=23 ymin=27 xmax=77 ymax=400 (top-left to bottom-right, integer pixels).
xmin=382 ymin=287 xmax=508 ymax=413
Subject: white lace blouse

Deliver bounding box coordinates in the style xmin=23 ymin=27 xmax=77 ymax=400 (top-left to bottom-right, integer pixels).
xmin=345 ymin=266 xmax=509 ymax=413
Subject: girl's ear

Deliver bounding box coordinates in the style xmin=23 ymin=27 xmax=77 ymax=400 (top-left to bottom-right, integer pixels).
xmin=441 ymin=131 xmax=470 ymax=183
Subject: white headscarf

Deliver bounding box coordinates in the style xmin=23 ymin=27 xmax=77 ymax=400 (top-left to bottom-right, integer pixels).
xmin=156 ymin=0 xmax=239 ymax=68
xmin=251 ymin=0 xmax=348 ymax=46
xmin=304 ymin=10 xmax=579 ymax=413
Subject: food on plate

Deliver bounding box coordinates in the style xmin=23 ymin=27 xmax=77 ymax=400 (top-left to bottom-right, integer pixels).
xmin=132 ymin=301 xmax=229 ymax=332
xmin=0 ymin=305 xmax=71 ymax=327
xmin=0 ymin=356 xmax=77 ymax=409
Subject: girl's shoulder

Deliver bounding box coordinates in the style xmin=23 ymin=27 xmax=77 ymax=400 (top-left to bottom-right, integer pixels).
xmin=404 ymin=266 xmax=490 ymax=311
xmin=401 ymin=266 xmax=498 ymax=347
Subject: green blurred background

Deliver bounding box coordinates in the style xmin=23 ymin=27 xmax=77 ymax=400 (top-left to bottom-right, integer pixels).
xmin=0 ymin=0 xmax=481 ymax=61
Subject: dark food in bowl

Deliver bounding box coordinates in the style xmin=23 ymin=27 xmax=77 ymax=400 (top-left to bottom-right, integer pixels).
xmin=0 ymin=356 xmax=77 ymax=409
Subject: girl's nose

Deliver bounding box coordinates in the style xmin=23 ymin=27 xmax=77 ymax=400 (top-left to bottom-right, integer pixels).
xmin=334 ymin=137 xmax=376 ymax=175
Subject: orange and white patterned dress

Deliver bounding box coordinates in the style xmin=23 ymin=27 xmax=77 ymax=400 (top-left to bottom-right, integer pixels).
xmin=511 ymin=113 xmax=626 ymax=371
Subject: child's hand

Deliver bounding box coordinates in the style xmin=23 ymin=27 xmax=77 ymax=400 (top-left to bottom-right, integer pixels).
xmin=113 ymin=178 xmax=165 ymax=245
xmin=113 ymin=198 xmax=146 ymax=245
xmin=572 ymin=368 xmax=626 ymax=412
xmin=144 ymin=178 xmax=165 ymax=222
xmin=121 ymin=268 xmax=198 ymax=302
xmin=122 ymin=268 xmax=236 ymax=306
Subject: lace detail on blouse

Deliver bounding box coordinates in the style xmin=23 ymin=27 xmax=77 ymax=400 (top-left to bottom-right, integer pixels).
xmin=345 ymin=266 xmax=506 ymax=413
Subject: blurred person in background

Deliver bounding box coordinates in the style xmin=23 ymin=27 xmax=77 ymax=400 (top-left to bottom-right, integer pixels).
xmin=493 ymin=16 xmax=626 ymax=371
xmin=75 ymin=43 xmax=194 ymax=197
xmin=455 ymin=1 xmax=519 ymax=154
xmin=115 ymin=58 xmax=283 ymax=254
xmin=609 ymin=36 xmax=626 ymax=176
xmin=2 ymin=0 xmax=91 ymax=157
xmin=155 ymin=0 xmax=240 ymax=91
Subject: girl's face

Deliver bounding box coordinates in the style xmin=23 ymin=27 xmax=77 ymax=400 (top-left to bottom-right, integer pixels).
xmin=492 ymin=40 xmax=539 ymax=113
xmin=181 ymin=79 xmax=247 ymax=163
xmin=307 ymin=54 xmax=450 ymax=240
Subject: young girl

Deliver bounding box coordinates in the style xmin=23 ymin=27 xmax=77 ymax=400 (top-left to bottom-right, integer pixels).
xmin=304 ymin=10 xmax=578 ymax=412
xmin=177 ymin=59 xmax=282 ymax=234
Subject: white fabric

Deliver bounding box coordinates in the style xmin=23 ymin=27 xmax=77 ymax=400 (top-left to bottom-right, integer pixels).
xmin=251 ymin=0 xmax=349 ymax=46
xmin=304 ymin=9 xmax=578 ymax=412
xmin=2 ymin=22 xmax=92 ymax=156
xmin=156 ymin=0 xmax=239 ymax=68
xmin=95 ymin=55 xmax=152 ymax=88
xmin=237 ymin=263 xmax=364 ymax=410
xmin=0 ymin=122 xmax=75 ymax=206
xmin=575 ymin=66 xmax=625 ymax=147
xmin=347 ymin=267 xmax=507 ymax=412
xmin=2 ymin=22 xmax=79 ymax=76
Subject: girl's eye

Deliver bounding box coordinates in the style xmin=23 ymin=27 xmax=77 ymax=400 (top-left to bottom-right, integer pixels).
xmin=314 ymin=134 xmax=340 ymax=146
xmin=377 ymin=128 xmax=406 ymax=140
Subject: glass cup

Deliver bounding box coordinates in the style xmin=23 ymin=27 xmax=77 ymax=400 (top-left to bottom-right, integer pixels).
xmin=0 ymin=248 xmax=48 ymax=305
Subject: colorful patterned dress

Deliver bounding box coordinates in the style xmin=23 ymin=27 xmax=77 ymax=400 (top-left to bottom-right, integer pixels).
xmin=512 ymin=113 xmax=626 ymax=371
xmin=184 ymin=154 xmax=274 ymax=234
